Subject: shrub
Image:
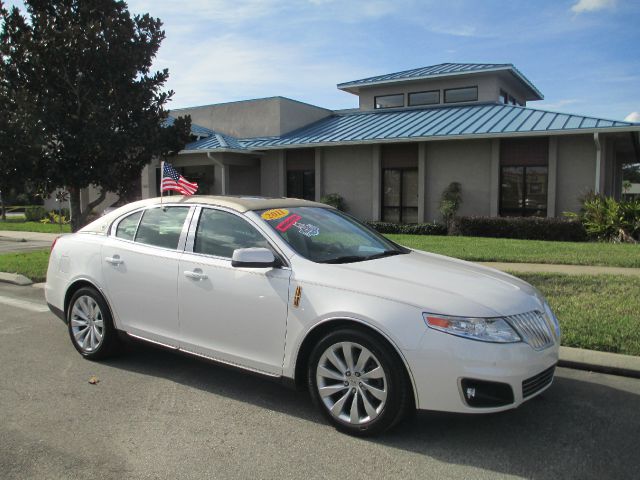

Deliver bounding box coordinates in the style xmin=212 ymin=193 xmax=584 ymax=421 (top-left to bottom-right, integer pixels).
xmin=366 ymin=221 xmax=447 ymax=236
xmin=439 ymin=182 xmax=462 ymax=232
xmin=320 ymin=193 xmax=346 ymax=211
xmin=450 ymin=216 xmax=587 ymax=242
xmin=566 ymin=195 xmax=640 ymax=243
xmin=24 ymin=206 xmax=47 ymax=222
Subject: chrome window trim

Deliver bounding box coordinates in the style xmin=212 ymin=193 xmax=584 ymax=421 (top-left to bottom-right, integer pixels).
xmin=184 ymin=205 xmax=291 ymax=269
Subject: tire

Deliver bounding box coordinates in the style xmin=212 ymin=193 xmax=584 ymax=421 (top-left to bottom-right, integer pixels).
xmin=67 ymin=286 xmax=120 ymax=360
xmin=308 ymin=328 xmax=411 ymax=436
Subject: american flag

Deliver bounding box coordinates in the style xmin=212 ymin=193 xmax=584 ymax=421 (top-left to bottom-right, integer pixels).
xmin=161 ymin=161 xmax=198 ymax=196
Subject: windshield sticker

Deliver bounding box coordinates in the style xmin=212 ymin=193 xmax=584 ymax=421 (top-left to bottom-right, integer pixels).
xmin=293 ymin=222 xmax=320 ymax=237
xmin=276 ymin=214 xmax=302 ymax=232
xmin=261 ymin=208 xmax=289 ymax=221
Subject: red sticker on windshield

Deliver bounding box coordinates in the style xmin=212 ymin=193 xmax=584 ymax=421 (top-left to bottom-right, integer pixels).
xmin=276 ymin=214 xmax=301 ymax=232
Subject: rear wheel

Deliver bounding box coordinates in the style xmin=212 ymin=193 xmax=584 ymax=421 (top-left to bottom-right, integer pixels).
xmin=308 ymin=328 xmax=411 ymax=436
xmin=67 ymin=287 xmax=119 ymax=360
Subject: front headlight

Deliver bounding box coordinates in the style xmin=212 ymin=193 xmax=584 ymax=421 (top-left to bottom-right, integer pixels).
xmin=423 ymin=313 xmax=521 ymax=343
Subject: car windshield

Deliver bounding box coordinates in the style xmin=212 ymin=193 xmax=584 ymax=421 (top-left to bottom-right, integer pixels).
xmin=257 ymin=207 xmax=407 ymax=263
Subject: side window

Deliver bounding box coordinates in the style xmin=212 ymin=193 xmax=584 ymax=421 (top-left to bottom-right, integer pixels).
xmin=115 ymin=211 xmax=142 ymax=241
xmin=134 ymin=207 xmax=190 ymax=250
xmin=194 ymin=209 xmax=270 ymax=258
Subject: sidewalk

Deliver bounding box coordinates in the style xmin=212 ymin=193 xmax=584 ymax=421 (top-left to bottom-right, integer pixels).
xmin=0 ymin=230 xmax=62 ymax=242
xmin=480 ymin=261 xmax=640 ymax=277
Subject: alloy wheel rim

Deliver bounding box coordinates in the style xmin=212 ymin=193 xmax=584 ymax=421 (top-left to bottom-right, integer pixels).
xmin=316 ymin=341 xmax=387 ymax=425
xmin=70 ymin=295 xmax=104 ymax=353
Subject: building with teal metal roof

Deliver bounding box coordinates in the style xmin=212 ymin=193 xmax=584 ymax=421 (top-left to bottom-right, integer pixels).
xmin=143 ymin=62 xmax=640 ymax=223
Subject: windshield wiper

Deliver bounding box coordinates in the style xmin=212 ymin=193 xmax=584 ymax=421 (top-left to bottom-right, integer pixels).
xmin=319 ymin=250 xmax=404 ymax=264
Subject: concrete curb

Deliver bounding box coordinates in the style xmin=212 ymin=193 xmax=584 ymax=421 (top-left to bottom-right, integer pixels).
xmin=0 ymin=272 xmax=33 ymax=286
xmin=0 ymin=235 xmax=27 ymax=243
xmin=559 ymin=346 xmax=640 ymax=379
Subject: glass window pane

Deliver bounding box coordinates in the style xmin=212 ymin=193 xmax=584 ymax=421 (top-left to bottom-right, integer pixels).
xmin=116 ymin=211 xmax=142 ymax=241
xmin=499 ymin=90 xmax=508 ymax=104
xmin=383 ymin=169 xmax=401 ymax=209
xmin=375 ymin=94 xmax=404 ymax=109
xmin=382 ymin=207 xmax=400 ymax=223
xmin=444 ymin=86 xmax=478 ymax=103
xmin=402 ymin=170 xmax=418 ymax=208
xmin=408 ymin=90 xmax=439 ymax=106
xmin=194 ymin=209 xmax=269 ymax=258
xmin=525 ymin=166 xmax=548 ymax=215
xmin=135 ymin=207 xmax=189 ymax=249
xmin=501 ymin=166 xmax=524 ymax=213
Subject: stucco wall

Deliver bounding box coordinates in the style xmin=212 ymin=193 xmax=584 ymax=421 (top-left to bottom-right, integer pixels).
xmin=322 ymin=145 xmax=374 ymax=220
xmin=425 ymin=140 xmax=493 ymax=221
xmin=556 ymin=135 xmax=596 ymax=214
xmin=260 ymin=151 xmax=283 ymax=197
xmin=229 ymin=165 xmax=261 ymax=195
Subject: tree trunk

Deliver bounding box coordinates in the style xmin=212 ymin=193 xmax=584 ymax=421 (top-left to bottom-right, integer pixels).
xmin=69 ymin=187 xmax=83 ymax=232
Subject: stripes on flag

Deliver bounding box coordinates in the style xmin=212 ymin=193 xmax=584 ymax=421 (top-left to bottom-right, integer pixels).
xmin=161 ymin=161 xmax=198 ymax=196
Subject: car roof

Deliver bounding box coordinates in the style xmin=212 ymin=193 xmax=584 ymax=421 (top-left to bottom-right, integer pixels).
xmin=80 ymin=195 xmax=331 ymax=234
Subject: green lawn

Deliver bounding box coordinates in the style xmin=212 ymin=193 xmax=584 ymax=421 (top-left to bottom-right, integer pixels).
xmin=0 ymin=218 xmax=71 ymax=233
xmin=517 ymin=273 xmax=640 ymax=356
xmin=387 ymin=234 xmax=640 ymax=268
xmin=0 ymin=249 xmax=50 ymax=282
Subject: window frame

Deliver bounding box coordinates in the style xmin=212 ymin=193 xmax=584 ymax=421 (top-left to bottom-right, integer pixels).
xmin=408 ymin=90 xmax=440 ymax=107
xmin=381 ymin=167 xmax=419 ymax=224
xmin=109 ymin=204 xmax=195 ymax=252
xmin=499 ymin=165 xmax=549 ymax=217
xmin=443 ymin=86 xmax=478 ymax=104
xmin=184 ymin=206 xmax=290 ymax=267
xmin=374 ymin=93 xmax=404 ymax=110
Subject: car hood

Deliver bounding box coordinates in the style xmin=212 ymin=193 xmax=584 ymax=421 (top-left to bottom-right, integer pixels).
xmin=324 ymin=250 xmax=543 ymax=318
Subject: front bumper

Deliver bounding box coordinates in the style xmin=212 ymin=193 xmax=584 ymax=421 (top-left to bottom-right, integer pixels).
xmin=405 ymin=329 xmax=559 ymax=413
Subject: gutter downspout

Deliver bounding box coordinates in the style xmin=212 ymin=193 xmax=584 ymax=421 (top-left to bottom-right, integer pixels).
xmin=594 ymin=132 xmax=601 ymax=194
xmin=207 ymin=152 xmax=227 ymax=195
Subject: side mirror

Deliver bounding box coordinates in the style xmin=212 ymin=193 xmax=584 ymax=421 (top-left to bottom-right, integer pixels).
xmin=231 ymin=248 xmax=279 ymax=268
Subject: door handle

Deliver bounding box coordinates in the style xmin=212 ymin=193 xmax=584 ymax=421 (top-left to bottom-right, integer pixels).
xmin=105 ymin=255 xmax=124 ymax=266
xmin=184 ymin=269 xmax=208 ymax=281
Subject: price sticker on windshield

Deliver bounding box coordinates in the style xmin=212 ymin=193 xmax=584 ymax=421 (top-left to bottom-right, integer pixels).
xmin=261 ymin=208 xmax=289 ymax=221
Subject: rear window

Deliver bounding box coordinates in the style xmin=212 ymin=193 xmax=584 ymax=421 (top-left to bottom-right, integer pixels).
xmin=115 ymin=211 xmax=142 ymax=241
xmin=134 ymin=207 xmax=190 ymax=250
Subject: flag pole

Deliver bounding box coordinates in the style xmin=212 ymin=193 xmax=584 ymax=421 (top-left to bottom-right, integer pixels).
xmin=160 ymin=160 xmax=164 ymax=207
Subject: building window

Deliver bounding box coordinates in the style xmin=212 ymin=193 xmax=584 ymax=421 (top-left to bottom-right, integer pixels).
xmin=375 ymin=94 xmax=404 ymax=109
xmin=287 ymin=170 xmax=315 ymax=200
xmin=500 ymin=166 xmax=548 ymax=217
xmin=408 ymin=90 xmax=439 ymax=106
xmin=444 ymin=86 xmax=478 ymax=103
xmin=499 ymin=90 xmax=508 ymax=104
xmin=382 ymin=168 xmax=418 ymax=223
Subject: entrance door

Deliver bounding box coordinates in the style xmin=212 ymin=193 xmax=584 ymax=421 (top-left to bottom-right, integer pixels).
xmin=178 ymin=207 xmax=291 ymax=375
xmin=382 ymin=168 xmax=418 ymax=223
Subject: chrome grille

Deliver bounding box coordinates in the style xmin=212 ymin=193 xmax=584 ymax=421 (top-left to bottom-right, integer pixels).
xmin=505 ymin=311 xmax=555 ymax=350
xmin=522 ymin=365 xmax=556 ymax=398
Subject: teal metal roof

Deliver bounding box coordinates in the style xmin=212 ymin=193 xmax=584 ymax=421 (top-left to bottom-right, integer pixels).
xmin=183 ymin=131 xmax=247 ymax=151
xmin=338 ymin=63 xmax=544 ymax=100
xmin=164 ymin=115 xmax=214 ymax=138
xmin=181 ymin=103 xmax=638 ymax=153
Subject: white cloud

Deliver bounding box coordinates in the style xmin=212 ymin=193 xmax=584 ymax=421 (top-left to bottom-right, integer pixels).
xmin=571 ymin=0 xmax=616 ymax=14
xmin=625 ymin=112 xmax=640 ymax=123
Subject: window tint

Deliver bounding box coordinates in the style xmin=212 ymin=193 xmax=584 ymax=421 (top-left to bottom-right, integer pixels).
xmin=374 ymin=94 xmax=404 ymax=109
xmin=115 ymin=211 xmax=142 ymax=241
xmin=134 ymin=207 xmax=189 ymax=250
xmin=408 ymin=90 xmax=439 ymax=106
xmin=444 ymin=86 xmax=478 ymax=103
xmin=194 ymin=209 xmax=270 ymax=258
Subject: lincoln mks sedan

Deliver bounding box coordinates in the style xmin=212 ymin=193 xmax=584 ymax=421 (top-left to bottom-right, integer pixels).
xmin=46 ymin=196 xmax=560 ymax=435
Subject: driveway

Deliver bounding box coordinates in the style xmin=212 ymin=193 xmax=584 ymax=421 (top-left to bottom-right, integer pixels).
xmin=0 ymin=283 xmax=638 ymax=480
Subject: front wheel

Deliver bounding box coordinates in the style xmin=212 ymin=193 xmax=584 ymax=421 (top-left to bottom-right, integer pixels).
xmin=67 ymin=287 xmax=120 ymax=360
xmin=308 ymin=328 xmax=411 ymax=436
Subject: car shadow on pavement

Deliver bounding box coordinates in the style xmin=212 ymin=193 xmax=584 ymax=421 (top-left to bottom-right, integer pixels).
xmin=105 ymin=341 xmax=640 ymax=480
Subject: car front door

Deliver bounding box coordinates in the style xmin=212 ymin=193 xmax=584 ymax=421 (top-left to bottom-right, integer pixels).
xmin=177 ymin=207 xmax=291 ymax=376
xmin=102 ymin=205 xmax=193 ymax=346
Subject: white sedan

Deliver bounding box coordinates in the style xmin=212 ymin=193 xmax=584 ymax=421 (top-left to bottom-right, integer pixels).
xmin=45 ymin=196 xmax=560 ymax=436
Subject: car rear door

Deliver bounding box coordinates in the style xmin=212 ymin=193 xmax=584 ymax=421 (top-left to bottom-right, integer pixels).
xmin=102 ymin=205 xmax=194 ymax=346
xmin=177 ymin=206 xmax=291 ymax=376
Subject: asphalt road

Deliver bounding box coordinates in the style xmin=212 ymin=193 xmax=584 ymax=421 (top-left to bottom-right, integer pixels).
xmin=1 ymin=283 xmax=639 ymax=480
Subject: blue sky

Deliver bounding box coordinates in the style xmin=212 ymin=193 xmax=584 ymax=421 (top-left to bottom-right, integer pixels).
xmin=8 ymin=0 xmax=640 ymax=121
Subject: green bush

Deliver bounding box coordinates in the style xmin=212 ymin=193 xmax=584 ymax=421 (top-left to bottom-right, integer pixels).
xmin=24 ymin=206 xmax=47 ymax=222
xmin=366 ymin=221 xmax=447 ymax=236
xmin=567 ymin=195 xmax=640 ymax=243
xmin=320 ymin=193 xmax=346 ymax=211
xmin=439 ymin=182 xmax=462 ymax=232
xmin=449 ymin=216 xmax=587 ymax=242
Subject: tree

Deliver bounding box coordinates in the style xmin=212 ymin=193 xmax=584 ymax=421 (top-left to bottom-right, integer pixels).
xmin=0 ymin=0 xmax=189 ymax=230
xmin=623 ymin=163 xmax=640 ymax=184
